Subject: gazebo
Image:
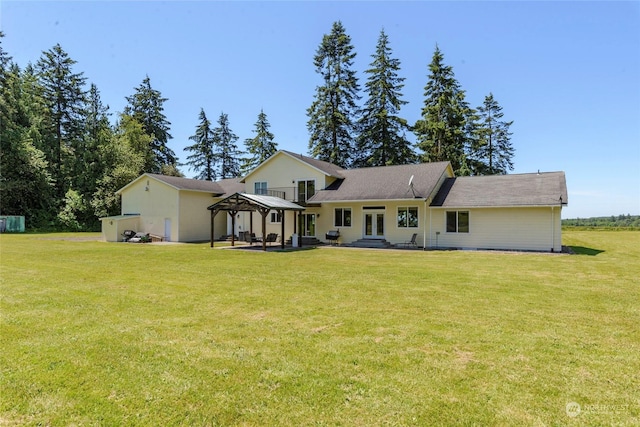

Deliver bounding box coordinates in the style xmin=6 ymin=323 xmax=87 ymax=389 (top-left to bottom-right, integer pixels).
xmin=207 ymin=192 xmax=305 ymax=251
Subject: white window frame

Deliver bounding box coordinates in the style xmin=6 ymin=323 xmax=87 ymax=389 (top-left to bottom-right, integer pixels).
xmin=297 ymin=179 xmax=315 ymax=203
xmin=446 ymin=211 xmax=470 ymax=233
xmin=334 ymin=208 xmax=352 ymax=228
xmin=255 ymin=181 xmax=267 ymax=195
xmin=270 ymin=211 xmax=281 ymax=224
xmin=397 ymin=206 xmax=419 ymax=228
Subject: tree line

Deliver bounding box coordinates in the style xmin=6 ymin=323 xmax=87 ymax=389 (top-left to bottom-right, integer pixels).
xmin=562 ymin=215 xmax=640 ymax=228
xmin=307 ymin=22 xmax=514 ymax=175
xmin=1 ymin=22 xmax=514 ymax=231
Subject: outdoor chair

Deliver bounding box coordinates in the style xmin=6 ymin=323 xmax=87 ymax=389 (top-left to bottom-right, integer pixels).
xmin=265 ymin=233 xmax=278 ymax=245
xmin=402 ymin=233 xmax=418 ymax=248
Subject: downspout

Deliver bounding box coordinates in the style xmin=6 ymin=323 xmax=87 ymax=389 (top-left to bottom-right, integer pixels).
xmin=423 ymin=199 xmax=428 ymax=251
xmin=429 ymin=204 xmax=432 ymax=250
xmin=551 ymin=206 xmax=555 ymax=252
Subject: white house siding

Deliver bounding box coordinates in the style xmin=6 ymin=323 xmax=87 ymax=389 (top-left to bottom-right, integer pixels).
xmin=178 ymin=191 xmax=221 ymax=242
xmin=429 ymin=206 xmax=562 ymax=252
xmin=100 ymin=215 xmax=140 ymax=242
xmin=244 ymin=152 xmax=337 ymax=201
xmin=318 ymin=201 xmax=427 ymax=246
xmin=120 ymin=178 xmax=178 ymax=239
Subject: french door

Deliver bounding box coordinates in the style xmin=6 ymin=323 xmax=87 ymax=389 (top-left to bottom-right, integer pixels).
xmin=300 ymin=213 xmax=316 ymax=237
xmin=364 ymin=211 xmax=384 ymax=238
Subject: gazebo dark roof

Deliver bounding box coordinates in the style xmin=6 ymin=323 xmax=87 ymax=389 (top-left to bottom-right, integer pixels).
xmin=207 ymin=192 xmax=305 ymax=251
xmin=207 ymin=192 xmax=305 ymax=212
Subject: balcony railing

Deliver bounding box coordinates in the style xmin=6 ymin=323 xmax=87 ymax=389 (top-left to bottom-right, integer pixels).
xmin=254 ymin=187 xmax=292 ymax=201
xmin=252 ymin=186 xmax=317 ymax=205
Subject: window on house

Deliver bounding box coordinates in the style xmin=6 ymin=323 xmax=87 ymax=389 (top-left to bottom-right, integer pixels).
xmin=446 ymin=211 xmax=469 ymax=233
xmin=270 ymin=211 xmax=281 ymax=223
xmin=255 ymin=181 xmax=267 ymax=195
xmin=397 ymin=207 xmax=419 ymax=228
xmin=297 ymin=180 xmax=315 ymax=203
xmin=334 ymin=208 xmax=352 ymax=227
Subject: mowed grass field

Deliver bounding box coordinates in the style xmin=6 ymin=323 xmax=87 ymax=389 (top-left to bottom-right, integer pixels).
xmin=1 ymin=231 xmax=639 ymax=426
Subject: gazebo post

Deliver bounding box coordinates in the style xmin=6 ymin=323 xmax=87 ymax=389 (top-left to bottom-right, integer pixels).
xmin=258 ymin=207 xmax=269 ymax=251
xmin=210 ymin=209 xmax=215 ymax=248
xmin=249 ymin=211 xmax=254 ymax=242
xmin=229 ymin=210 xmax=237 ymax=246
xmin=299 ymin=211 xmax=303 ymax=248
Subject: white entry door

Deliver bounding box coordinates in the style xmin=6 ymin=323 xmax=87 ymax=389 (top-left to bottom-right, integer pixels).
xmin=363 ymin=211 xmax=384 ymax=238
xmin=164 ymin=218 xmax=171 ymax=242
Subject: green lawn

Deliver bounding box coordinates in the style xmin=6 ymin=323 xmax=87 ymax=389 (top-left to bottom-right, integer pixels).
xmin=1 ymin=231 xmax=638 ymax=426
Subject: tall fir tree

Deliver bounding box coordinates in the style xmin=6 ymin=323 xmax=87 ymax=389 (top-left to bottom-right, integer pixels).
xmin=355 ymin=29 xmax=415 ymax=167
xmin=472 ymin=93 xmax=514 ymax=175
xmin=0 ymin=34 xmax=54 ymax=227
xmin=414 ymin=46 xmax=471 ymax=175
xmin=36 ymin=43 xmax=87 ymax=197
xmin=124 ymin=75 xmax=176 ymax=173
xmin=78 ymin=84 xmax=112 ymax=201
xmin=184 ymin=108 xmax=217 ymax=181
xmin=307 ymin=21 xmax=360 ymax=168
xmin=212 ymin=112 xmax=241 ymax=179
xmin=241 ymin=109 xmax=277 ymax=175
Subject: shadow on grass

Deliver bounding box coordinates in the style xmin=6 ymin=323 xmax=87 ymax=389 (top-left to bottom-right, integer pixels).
xmin=570 ymin=246 xmax=605 ymax=256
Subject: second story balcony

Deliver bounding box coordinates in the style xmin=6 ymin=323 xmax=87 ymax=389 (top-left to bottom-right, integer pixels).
xmin=251 ymin=186 xmax=318 ymax=205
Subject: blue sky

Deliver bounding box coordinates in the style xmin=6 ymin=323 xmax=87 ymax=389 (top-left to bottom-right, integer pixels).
xmin=2 ymin=1 xmax=639 ymax=218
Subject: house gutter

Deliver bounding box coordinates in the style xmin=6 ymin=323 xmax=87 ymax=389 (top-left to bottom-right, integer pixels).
xmin=423 ymin=199 xmax=432 ymax=250
xmin=551 ymin=206 xmax=555 ymax=252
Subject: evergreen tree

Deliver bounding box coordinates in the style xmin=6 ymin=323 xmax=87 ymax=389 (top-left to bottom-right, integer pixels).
xmin=414 ymin=46 xmax=471 ymax=175
xmin=78 ymin=84 xmax=112 ymax=201
xmin=241 ymin=109 xmax=277 ymax=175
xmin=36 ymin=43 xmax=87 ymax=197
xmin=472 ymin=93 xmax=514 ymax=175
xmin=124 ymin=75 xmax=176 ymax=172
xmin=184 ymin=108 xmax=217 ymax=181
xmin=212 ymin=112 xmax=241 ymax=179
xmin=307 ymin=21 xmax=360 ymax=168
xmin=355 ymin=29 xmax=415 ymax=167
xmin=0 ymin=36 xmax=54 ymax=227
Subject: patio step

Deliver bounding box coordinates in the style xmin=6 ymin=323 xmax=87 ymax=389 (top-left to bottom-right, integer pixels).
xmin=345 ymin=238 xmax=394 ymax=249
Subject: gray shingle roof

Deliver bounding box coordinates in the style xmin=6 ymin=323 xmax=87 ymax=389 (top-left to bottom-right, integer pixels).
xmin=146 ymin=174 xmax=244 ymax=196
xmin=280 ymin=150 xmax=345 ymax=178
xmin=309 ymin=162 xmax=452 ymax=202
xmin=430 ymin=172 xmax=568 ymax=207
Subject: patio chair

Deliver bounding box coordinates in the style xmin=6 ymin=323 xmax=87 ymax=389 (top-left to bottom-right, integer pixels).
xmin=402 ymin=233 xmax=418 ymax=248
xmin=265 ymin=233 xmax=278 ymax=246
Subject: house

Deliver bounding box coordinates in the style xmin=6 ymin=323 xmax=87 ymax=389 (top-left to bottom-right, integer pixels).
xmin=102 ymin=150 xmax=568 ymax=252
xmin=100 ymin=173 xmax=243 ymax=242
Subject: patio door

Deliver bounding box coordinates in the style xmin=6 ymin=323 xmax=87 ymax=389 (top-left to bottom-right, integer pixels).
xmin=300 ymin=213 xmax=316 ymax=237
xmin=364 ymin=211 xmax=384 ymax=238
